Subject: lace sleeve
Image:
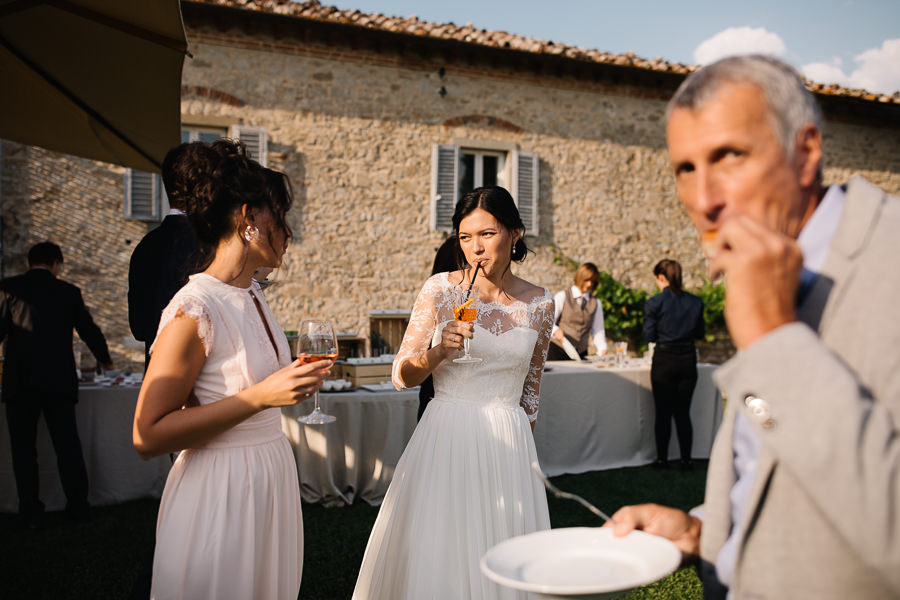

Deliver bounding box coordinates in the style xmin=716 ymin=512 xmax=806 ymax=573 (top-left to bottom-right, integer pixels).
xmin=392 ymin=275 xmax=443 ymax=389
xmin=152 ymin=295 xmax=214 ymax=357
xmin=520 ymin=290 xmax=555 ymax=422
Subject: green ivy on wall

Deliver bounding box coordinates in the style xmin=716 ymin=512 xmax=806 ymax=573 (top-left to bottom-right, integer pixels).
xmin=594 ymin=271 xmax=725 ymax=350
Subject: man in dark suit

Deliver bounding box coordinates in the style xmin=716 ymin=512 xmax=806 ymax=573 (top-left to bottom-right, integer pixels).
xmin=0 ymin=242 xmax=112 ymax=527
xmin=128 ymin=142 xmax=204 ymax=368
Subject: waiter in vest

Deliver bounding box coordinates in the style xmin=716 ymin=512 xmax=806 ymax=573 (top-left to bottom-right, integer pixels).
xmin=548 ymin=262 xmax=607 ymax=360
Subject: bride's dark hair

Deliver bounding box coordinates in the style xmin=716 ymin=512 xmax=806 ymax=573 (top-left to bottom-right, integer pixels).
xmin=451 ymin=186 xmax=530 ymax=264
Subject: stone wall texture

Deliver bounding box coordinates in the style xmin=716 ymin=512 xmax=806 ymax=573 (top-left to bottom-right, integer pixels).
xmin=3 ymin=23 xmax=900 ymax=370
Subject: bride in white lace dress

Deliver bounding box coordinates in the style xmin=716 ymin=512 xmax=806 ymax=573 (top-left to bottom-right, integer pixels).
xmin=132 ymin=140 xmax=331 ymax=599
xmin=354 ymin=186 xmax=553 ymax=599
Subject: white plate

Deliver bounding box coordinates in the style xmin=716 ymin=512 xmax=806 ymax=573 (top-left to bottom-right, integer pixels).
xmin=481 ymin=527 xmax=680 ymax=600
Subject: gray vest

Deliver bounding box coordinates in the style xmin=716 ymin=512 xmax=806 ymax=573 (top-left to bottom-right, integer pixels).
xmin=557 ymin=288 xmax=597 ymax=355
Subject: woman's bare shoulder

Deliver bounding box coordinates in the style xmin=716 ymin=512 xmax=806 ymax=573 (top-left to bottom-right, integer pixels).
xmin=510 ymin=277 xmax=551 ymax=304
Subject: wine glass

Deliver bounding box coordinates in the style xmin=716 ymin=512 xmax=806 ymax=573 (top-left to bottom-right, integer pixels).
xmin=450 ymin=284 xmax=482 ymax=364
xmin=295 ymin=319 xmax=338 ymax=424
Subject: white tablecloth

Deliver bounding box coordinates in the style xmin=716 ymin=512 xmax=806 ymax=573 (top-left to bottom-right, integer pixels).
xmin=281 ymin=389 xmax=419 ymax=506
xmin=281 ymin=361 xmax=721 ymax=505
xmin=0 ymin=385 xmax=172 ymax=513
xmin=0 ymin=362 xmax=722 ymax=511
xmin=534 ymin=361 xmax=722 ymax=476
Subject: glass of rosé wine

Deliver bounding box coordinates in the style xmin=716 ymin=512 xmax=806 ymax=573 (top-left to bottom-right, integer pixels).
xmin=295 ymin=319 xmax=338 ymax=424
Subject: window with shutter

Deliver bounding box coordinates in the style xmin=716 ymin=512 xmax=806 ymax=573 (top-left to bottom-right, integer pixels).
xmin=430 ymin=144 xmax=459 ymax=231
xmin=429 ymin=143 xmax=539 ymax=235
xmin=512 ymin=151 xmax=540 ymax=236
xmin=123 ymin=169 xmax=161 ymax=221
xmin=231 ymin=125 xmax=268 ymax=166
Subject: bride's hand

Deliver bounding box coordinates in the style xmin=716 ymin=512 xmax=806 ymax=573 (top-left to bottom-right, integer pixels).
xmin=249 ymin=359 xmax=332 ymax=409
xmin=437 ymin=320 xmax=473 ymax=360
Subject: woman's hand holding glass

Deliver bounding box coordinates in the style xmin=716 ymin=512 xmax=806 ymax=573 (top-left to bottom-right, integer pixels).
xmin=249 ymin=359 xmax=332 ymax=410
xmin=437 ymin=319 xmax=474 ymax=361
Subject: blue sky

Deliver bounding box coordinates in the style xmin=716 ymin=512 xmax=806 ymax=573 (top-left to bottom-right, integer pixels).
xmin=328 ymin=0 xmax=900 ymax=94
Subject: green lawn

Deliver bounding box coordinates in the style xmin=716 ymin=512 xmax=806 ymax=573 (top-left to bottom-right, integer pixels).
xmin=0 ymin=462 xmax=706 ymax=599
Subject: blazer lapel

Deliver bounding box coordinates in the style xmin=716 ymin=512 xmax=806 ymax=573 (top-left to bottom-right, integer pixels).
xmin=798 ymin=176 xmax=883 ymax=334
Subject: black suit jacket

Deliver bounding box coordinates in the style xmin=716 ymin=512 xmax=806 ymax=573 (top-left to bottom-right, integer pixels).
xmin=128 ymin=214 xmax=202 ymax=354
xmin=0 ymin=269 xmax=111 ymax=403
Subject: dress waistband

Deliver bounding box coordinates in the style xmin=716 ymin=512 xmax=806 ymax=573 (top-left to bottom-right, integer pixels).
xmin=199 ymin=408 xmax=285 ymax=449
xmin=431 ymin=394 xmax=522 ymax=411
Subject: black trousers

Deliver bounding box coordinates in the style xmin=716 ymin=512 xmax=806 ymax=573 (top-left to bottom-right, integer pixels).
xmin=5 ymin=396 xmax=89 ymax=516
xmin=650 ymin=346 xmax=698 ymax=462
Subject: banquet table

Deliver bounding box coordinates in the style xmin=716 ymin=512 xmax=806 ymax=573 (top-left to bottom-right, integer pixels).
xmin=0 ymin=384 xmax=171 ymax=513
xmin=534 ymin=361 xmax=722 ymax=476
xmin=282 ymin=360 xmax=721 ymax=505
xmin=0 ymin=362 xmax=722 ymax=511
xmin=280 ymin=388 xmax=419 ymax=507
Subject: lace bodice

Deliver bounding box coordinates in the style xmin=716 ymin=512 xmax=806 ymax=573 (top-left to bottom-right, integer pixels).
xmin=392 ymin=272 xmax=554 ymax=422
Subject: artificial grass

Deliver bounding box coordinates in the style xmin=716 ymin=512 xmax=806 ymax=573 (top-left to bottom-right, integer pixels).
xmin=1 ymin=462 xmax=707 ymax=599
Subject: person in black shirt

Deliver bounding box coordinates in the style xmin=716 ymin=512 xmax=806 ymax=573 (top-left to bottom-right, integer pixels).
xmin=642 ymin=259 xmax=704 ymax=469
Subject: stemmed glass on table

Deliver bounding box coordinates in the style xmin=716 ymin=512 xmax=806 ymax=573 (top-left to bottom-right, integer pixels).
xmin=450 ymin=284 xmax=482 ymax=365
xmin=295 ymin=319 xmax=338 ymax=424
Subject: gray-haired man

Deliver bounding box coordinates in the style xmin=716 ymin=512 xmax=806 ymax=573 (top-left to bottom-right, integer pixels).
xmin=611 ymin=55 xmax=900 ymax=599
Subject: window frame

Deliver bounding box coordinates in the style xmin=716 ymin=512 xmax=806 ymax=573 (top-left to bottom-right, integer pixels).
xmin=430 ymin=140 xmax=539 ymax=235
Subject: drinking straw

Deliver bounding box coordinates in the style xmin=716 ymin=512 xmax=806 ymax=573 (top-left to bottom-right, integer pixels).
xmin=465 ymin=262 xmax=482 ymax=299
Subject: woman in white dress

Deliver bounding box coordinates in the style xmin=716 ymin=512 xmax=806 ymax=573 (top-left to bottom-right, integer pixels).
xmin=132 ymin=140 xmax=331 ymax=600
xmin=353 ymin=186 xmax=554 ymax=599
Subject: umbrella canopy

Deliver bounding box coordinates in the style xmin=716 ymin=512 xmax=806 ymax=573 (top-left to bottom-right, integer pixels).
xmin=0 ymin=0 xmax=187 ymax=172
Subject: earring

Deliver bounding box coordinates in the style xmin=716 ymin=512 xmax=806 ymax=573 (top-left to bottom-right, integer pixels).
xmin=243 ymin=224 xmax=260 ymax=243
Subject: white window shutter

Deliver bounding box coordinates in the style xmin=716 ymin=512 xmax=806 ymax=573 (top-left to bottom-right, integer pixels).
xmin=124 ymin=169 xmax=161 ymax=221
xmin=512 ymin=151 xmax=539 ymax=236
xmin=231 ymin=125 xmax=268 ymax=166
xmin=430 ymin=144 xmax=459 ymax=232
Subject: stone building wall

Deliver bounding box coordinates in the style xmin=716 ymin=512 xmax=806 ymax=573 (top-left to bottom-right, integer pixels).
xmin=2 ymin=23 xmax=899 ymax=370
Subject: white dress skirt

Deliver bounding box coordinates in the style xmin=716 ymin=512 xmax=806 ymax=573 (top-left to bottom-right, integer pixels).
xmin=353 ymin=272 xmax=554 ymax=599
xmin=150 ymin=274 xmax=302 ymax=600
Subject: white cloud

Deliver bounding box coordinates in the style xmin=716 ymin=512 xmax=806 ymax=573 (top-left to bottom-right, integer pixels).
xmin=802 ymin=60 xmax=852 ymax=87
xmin=693 ymin=27 xmax=787 ymax=65
xmin=801 ymin=39 xmax=900 ymax=95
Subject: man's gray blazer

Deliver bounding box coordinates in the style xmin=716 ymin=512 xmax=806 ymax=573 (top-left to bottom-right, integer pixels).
xmin=699 ymin=176 xmax=900 ymax=599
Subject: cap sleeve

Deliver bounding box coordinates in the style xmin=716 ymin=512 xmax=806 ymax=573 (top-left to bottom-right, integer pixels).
xmin=152 ymin=294 xmax=214 ymax=357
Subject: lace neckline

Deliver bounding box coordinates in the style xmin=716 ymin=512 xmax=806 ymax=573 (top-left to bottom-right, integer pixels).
xmin=440 ymin=272 xmax=549 ymax=312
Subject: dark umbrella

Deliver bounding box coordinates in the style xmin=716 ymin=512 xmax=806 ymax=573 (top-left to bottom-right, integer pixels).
xmin=0 ymin=0 xmax=188 ymax=171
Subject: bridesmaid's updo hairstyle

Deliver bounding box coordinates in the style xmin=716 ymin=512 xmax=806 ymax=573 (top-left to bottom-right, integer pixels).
xmin=183 ymin=139 xmax=293 ymax=251
xmin=451 ymin=186 xmax=530 ymax=263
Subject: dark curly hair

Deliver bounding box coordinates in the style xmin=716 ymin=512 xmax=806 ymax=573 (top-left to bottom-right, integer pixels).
xmin=451 ymin=186 xmax=529 ymax=265
xmin=161 ymin=141 xmax=211 ymax=210
xmin=182 ymin=139 xmax=293 ymax=262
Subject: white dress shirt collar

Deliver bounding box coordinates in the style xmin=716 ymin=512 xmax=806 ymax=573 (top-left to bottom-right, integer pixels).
xmin=797 ymin=184 xmax=845 ymax=274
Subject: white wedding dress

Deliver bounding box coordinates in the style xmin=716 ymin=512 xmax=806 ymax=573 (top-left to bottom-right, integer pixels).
xmin=150 ymin=274 xmax=302 ymax=600
xmin=353 ymin=272 xmax=554 ymax=600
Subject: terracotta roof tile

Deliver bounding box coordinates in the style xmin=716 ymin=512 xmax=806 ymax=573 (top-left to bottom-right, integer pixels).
xmin=190 ymin=0 xmax=900 ymax=104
